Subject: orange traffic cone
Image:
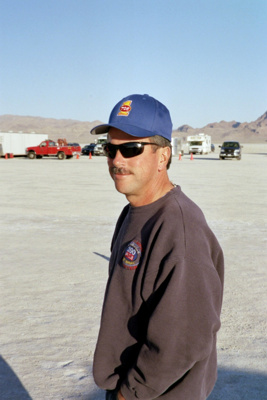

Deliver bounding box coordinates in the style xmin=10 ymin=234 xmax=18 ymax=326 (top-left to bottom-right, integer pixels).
xmin=190 ymin=153 xmax=194 ymax=160
xmin=179 ymin=153 xmax=182 ymax=161
xmin=89 ymin=152 xmax=92 ymax=159
xmin=5 ymin=153 xmax=8 ymax=159
xmin=76 ymin=153 xmax=80 ymax=159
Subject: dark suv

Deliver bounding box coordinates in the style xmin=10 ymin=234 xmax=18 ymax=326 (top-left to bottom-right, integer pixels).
xmin=81 ymin=144 xmax=96 ymax=156
xmin=219 ymin=141 xmax=242 ymax=160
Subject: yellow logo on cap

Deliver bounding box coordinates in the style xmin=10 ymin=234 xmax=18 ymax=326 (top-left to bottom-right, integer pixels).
xmin=118 ymin=100 xmax=132 ymax=116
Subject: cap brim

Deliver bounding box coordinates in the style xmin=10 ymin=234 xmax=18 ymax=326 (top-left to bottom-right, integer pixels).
xmin=90 ymin=123 xmax=159 ymax=138
xmin=90 ymin=124 xmax=111 ymax=135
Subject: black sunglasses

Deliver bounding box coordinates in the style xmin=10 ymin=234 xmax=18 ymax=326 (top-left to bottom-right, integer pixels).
xmin=102 ymin=142 xmax=160 ymax=159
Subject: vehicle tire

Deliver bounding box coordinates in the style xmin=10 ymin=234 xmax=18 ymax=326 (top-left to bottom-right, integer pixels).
xmin=219 ymin=157 xmax=225 ymax=160
xmin=28 ymin=152 xmax=36 ymax=159
xmin=58 ymin=152 xmax=66 ymax=160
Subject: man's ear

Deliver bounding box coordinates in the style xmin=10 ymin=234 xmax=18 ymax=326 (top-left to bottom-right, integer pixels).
xmin=158 ymin=146 xmax=171 ymax=171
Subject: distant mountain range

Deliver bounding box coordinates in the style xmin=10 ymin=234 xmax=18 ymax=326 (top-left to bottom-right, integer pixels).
xmin=0 ymin=111 xmax=266 ymax=143
xmin=173 ymin=111 xmax=267 ymax=143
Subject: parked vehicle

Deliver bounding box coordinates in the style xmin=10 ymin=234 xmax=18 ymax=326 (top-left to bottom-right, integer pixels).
xmin=94 ymin=134 xmax=107 ymax=156
xmin=66 ymin=142 xmax=81 ymax=152
xmin=26 ymin=139 xmax=81 ymax=160
xmin=81 ymin=144 xmax=96 ymax=155
xmin=0 ymin=132 xmax=48 ymax=157
xmin=68 ymin=142 xmax=80 ymax=147
xmin=219 ymin=141 xmax=242 ymax=160
xmin=187 ymin=133 xmax=212 ymax=154
xmin=171 ymin=137 xmax=189 ymax=156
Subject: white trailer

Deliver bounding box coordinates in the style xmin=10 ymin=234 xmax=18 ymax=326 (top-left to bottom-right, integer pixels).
xmin=171 ymin=137 xmax=189 ymax=156
xmin=0 ymin=132 xmax=48 ymax=156
xmin=187 ymin=133 xmax=211 ymax=155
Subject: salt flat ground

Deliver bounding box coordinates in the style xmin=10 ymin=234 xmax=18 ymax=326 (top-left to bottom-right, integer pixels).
xmin=0 ymin=144 xmax=266 ymax=400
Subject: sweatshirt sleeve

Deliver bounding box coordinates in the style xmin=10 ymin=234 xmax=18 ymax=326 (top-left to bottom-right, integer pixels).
xmin=120 ymin=249 xmax=224 ymax=400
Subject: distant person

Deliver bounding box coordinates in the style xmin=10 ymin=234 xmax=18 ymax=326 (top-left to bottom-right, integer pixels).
xmin=91 ymin=94 xmax=224 ymax=400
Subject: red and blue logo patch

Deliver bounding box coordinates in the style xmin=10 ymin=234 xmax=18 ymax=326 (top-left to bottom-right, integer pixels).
xmin=122 ymin=240 xmax=142 ymax=270
xmin=117 ymin=100 xmax=132 ymax=117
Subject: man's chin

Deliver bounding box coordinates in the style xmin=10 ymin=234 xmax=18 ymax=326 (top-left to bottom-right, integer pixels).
xmin=113 ymin=178 xmax=133 ymax=195
xmin=114 ymin=182 xmax=128 ymax=195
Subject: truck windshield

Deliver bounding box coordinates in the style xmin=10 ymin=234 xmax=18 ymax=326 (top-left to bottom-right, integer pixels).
xmin=223 ymin=142 xmax=239 ymax=148
xmin=190 ymin=141 xmax=203 ymax=145
xmin=97 ymin=139 xmax=107 ymax=144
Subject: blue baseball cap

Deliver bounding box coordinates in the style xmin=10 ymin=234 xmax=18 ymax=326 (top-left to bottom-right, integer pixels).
xmin=90 ymin=94 xmax=173 ymax=142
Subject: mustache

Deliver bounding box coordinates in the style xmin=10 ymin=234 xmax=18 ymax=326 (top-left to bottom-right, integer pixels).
xmin=110 ymin=167 xmax=130 ymax=175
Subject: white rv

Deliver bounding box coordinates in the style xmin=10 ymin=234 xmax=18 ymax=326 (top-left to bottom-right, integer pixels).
xmin=0 ymin=132 xmax=48 ymax=157
xmin=186 ymin=133 xmax=211 ymax=154
xmin=94 ymin=134 xmax=107 ymax=156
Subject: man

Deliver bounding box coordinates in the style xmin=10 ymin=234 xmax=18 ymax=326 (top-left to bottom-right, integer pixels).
xmin=91 ymin=94 xmax=224 ymax=400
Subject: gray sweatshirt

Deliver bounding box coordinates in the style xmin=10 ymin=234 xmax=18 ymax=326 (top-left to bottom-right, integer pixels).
xmin=93 ymin=186 xmax=224 ymax=399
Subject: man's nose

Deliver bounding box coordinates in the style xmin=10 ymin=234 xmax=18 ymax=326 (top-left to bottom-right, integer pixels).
xmin=112 ymin=149 xmax=124 ymax=165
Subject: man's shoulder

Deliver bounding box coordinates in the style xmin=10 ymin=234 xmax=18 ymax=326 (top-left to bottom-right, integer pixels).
xmin=163 ymin=186 xmax=204 ymax=219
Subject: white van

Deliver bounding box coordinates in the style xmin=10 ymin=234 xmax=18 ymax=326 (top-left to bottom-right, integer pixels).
xmin=94 ymin=134 xmax=107 ymax=156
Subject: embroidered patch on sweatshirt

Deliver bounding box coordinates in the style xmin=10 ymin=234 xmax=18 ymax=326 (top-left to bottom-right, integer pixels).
xmin=122 ymin=240 xmax=142 ymax=270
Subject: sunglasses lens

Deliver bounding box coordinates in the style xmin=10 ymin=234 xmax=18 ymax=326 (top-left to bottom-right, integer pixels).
xmin=103 ymin=144 xmax=116 ymax=158
xmin=103 ymin=143 xmax=145 ymax=159
xmin=121 ymin=143 xmax=144 ymax=158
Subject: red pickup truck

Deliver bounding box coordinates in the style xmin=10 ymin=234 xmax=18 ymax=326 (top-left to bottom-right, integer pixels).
xmin=26 ymin=139 xmax=81 ymax=160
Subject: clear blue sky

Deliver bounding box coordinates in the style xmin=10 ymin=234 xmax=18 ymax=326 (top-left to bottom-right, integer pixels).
xmin=0 ymin=0 xmax=266 ymax=128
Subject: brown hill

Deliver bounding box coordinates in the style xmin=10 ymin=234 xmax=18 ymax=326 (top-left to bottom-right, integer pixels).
xmin=0 ymin=115 xmax=102 ymax=144
xmin=0 ymin=111 xmax=267 ymax=143
xmin=173 ymin=111 xmax=267 ymax=143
